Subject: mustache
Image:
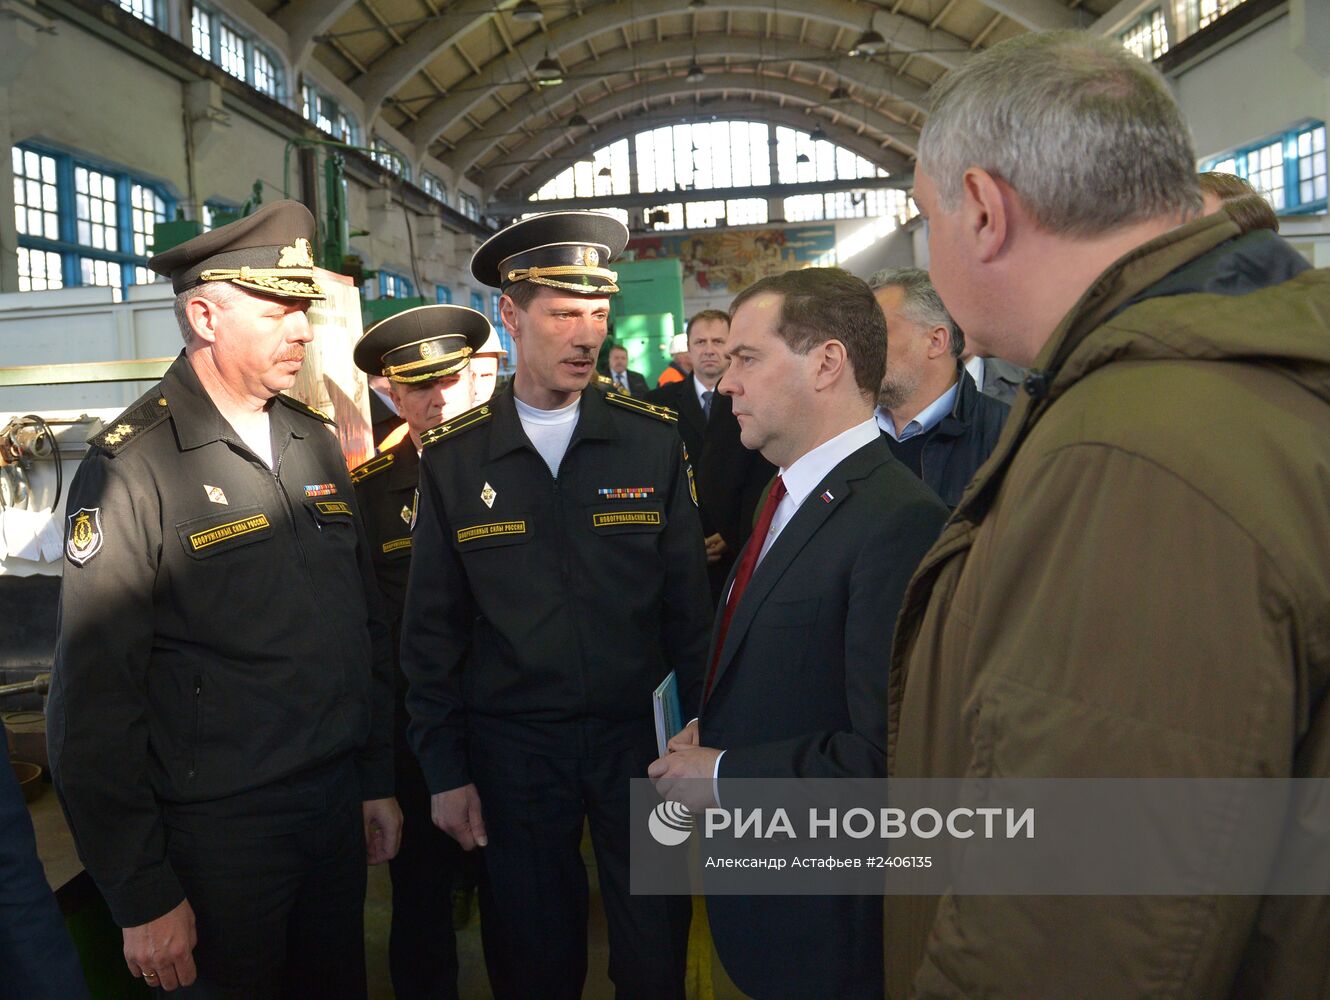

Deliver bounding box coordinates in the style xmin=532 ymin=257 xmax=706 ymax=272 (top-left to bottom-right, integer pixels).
xmin=277 ymin=346 xmax=306 ymax=363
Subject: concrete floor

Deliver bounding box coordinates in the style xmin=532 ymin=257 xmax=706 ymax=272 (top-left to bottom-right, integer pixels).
xmin=362 ymin=841 xmax=611 ymax=1000
xmin=363 ymin=832 xmax=747 ymax=1000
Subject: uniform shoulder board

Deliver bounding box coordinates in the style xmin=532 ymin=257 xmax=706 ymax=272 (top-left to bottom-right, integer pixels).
xmin=88 ymin=391 xmax=171 ymax=455
xmin=275 ymin=394 xmax=334 ymax=425
xmin=595 ymin=374 xmax=614 ymax=392
xmin=604 ymin=391 xmax=678 ymax=424
xmin=350 ymin=452 xmax=395 ymax=484
xmin=421 ymin=402 xmax=493 ymax=448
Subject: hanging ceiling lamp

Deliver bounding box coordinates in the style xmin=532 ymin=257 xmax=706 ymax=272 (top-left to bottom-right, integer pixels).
xmin=534 ymin=52 xmax=564 ymax=86
xmin=849 ymin=21 xmax=887 ymax=57
xmin=512 ymin=1 xmax=543 ymax=23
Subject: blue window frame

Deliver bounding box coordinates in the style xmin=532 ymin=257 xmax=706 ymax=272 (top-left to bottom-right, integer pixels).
xmin=459 ymin=191 xmax=481 ymax=221
xmin=470 ymin=291 xmax=485 ymax=313
xmin=420 ymin=172 xmax=447 ymax=205
xmin=117 ymin=0 xmax=162 ymax=27
xmin=436 ymin=284 xmax=452 ymax=304
xmin=192 ymin=4 xmax=284 ymax=100
xmin=12 ymin=144 xmax=174 ymax=299
xmin=1202 ymin=121 xmax=1327 ymax=215
xmin=379 ymin=270 xmax=415 ymax=299
xmin=370 ymin=139 xmax=410 ymax=181
xmin=1120 ymin=8 xmax=1168 ymax=60
xmin=301 ymin=84 xmax=359 ymax=145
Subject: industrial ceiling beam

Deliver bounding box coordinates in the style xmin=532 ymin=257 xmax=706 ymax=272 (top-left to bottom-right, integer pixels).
xmin=970 ymin=0 xmax=1089 ymax=32
xmin=445 ymin=35 xmax=928 ymax=179
xmin=488 ymin=172 xmax=910 ymax=215
xmin=355 ymin=0 xmax=968 ymax=139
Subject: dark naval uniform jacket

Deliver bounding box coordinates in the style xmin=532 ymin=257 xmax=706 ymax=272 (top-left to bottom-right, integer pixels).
xmin=48 ymin=352 xmax=395 ymax=927
xmin=351 ymin=437 xmax=420 ymax=734
xmin=400 ymin=383 xmax=713 ymax=793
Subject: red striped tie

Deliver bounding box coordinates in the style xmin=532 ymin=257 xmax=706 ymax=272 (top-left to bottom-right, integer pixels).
xmin=702 ymin=475 xmax=787 ymax=704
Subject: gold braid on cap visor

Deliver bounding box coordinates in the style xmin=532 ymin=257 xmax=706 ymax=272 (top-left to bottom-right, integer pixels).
xmin=198 ymin=265 xmax=324 ymax=299
xmin=383 ymin=346 xmax=474 ymax=383
xmin=505 ymin=264 xmax=619 ymax=294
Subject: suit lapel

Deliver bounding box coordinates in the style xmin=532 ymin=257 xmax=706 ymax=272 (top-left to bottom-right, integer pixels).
xmin=707 ymin=439 xmax=888 ymax=699
xmin=675 ymin=382 xmax=707 ymax=443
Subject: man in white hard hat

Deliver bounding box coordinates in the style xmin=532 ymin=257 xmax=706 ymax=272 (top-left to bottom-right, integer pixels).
xmin=655 ymin=332 xmax=693 ymax=387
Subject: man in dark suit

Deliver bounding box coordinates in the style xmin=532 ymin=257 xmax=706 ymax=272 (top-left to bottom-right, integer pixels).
xmin=649 ymin=268 xmax=948 ymax=1000
xmin=605 ymin=344 xmax=649 ymax=396
xmin=650 ymin=310 xmax=776 ymax=601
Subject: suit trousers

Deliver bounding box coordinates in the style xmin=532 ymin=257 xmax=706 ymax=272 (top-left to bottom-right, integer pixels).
xmin=470 ymin=731 xmax=690 ymax=1000
xmin=388 ymin=745 xmax=462 ymax=1000
xmin=161 ymin=756 xmax=367 ymax=1000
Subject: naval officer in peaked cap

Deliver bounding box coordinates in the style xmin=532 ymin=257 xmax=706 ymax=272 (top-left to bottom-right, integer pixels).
xmin=399 ymin=212 xmax=713 ymax=999
xmin=49 ymin=200 xmax=400 ymax=997
xmin=350 ymin=304 xmax=489 ymax=1000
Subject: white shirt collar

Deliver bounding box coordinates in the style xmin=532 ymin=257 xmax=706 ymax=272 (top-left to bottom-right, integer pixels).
xmin=779 ymin=418 xmax=881 ymax=511
xmin=876 ymin=379 xmax=958 ymax=442
xmin=755 ymin=417 xmax=880 ymax=564
xmin=964 ymin=355 xmax=984 ymax=389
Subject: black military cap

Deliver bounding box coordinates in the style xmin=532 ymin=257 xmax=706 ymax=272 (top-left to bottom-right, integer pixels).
xmin=353 ymin=305 xmax=492 ymax=384
xmin=471 ymin=211 xmax=628 ymax=295
xmin=150 ymin=200 xmax=325 ymax=300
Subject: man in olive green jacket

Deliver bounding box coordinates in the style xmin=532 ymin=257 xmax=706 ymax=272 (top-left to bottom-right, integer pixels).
xmin=887 ymin=32 xmax=1330 ymax=999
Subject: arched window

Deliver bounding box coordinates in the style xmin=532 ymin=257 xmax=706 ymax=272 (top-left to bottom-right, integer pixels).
xmin=527 ymin=121 xmax=913 ymax=232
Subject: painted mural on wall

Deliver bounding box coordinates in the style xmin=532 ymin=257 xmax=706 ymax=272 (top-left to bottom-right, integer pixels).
xmin=625 ymin=225 xmax=837 ymax=296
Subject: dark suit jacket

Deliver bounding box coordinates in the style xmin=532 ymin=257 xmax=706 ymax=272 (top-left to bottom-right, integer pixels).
xmin=646 ymin=377 xmax=708 ymax=464
xmin=699 ymin=436 xmax=948 ymax=1000
xmin=609 ymin=368 xmax=650 ymax=397
xmin=369 ymin=388 xmax=401 ymax=448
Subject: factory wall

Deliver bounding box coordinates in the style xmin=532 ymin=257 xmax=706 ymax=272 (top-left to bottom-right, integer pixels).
xmin=0 ymin=0 xmax=493 ymax=309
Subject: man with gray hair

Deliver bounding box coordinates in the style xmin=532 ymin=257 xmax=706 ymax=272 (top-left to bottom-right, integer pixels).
xmin=888 ymin=31 xmax=1329 ymax=999
xmin=870 ymin=266 xmax=1009 ymax=507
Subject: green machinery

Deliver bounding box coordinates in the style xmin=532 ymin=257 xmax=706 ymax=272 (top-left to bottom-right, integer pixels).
xmin=609 ymin=257 xmax=685 ymax=384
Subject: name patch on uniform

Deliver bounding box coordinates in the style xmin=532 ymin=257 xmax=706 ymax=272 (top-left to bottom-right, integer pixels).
xmin=189 ymin=514 xmax=270 ymax=552
xmin=314 ymin=500 xmax=353 ymax=516
xmin=304 ymin=483 xmax=337 ymax=497
xmin=382 ymin=537 xmax=412 ymax=554
xmin=597 ymin=486 xmax=655 ymax=500
xmin=66 ymin=507 xmax=104 ymax=566
xmin=457 ymin=520 xmax=527 ymax=544
xmin=592 ymin=511 xmax=662 ymax=528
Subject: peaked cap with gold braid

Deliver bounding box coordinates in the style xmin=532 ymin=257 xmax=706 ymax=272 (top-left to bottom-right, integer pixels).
xmin=353 ymin=304 xmax=492 ymax=384
xmin=149 ymin=200 xmax=325 ymax=300
xmin=471 ymin=211 xmax=629 ymax=296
